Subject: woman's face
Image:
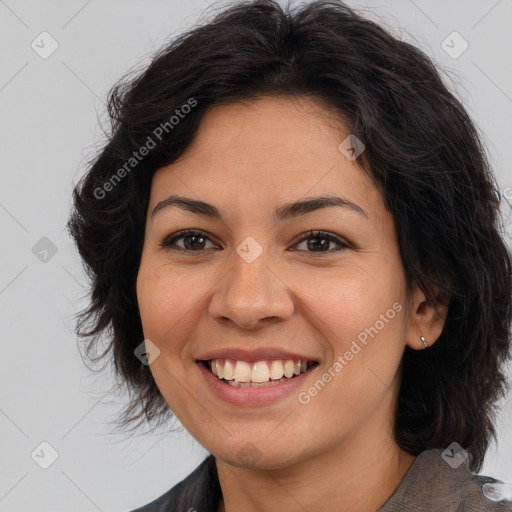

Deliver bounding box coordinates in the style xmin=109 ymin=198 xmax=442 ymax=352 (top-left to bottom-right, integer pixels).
xmin=136 ymin=95 xmax=431 ymax=468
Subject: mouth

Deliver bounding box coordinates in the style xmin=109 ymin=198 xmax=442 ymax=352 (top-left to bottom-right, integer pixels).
xmin=200 ymin=358 xmax=319 ymax=388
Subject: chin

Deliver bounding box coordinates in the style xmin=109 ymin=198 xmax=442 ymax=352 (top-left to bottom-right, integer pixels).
xmin=211 ymin=441 xmax=300 ymax=470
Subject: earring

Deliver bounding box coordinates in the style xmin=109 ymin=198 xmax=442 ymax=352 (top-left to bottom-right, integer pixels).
xmin=420 ymin=336 xmax=428 ymax=349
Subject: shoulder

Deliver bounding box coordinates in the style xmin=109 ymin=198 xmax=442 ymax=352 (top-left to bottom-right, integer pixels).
xmin=379 ymin=448 xmax=512 ymax=511
xmin=128 ymin=454 xmax=221 ymax=512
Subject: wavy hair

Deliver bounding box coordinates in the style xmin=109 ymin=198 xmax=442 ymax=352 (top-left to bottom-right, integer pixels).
xmin=67 ymin=0 xmax=512 ymax=472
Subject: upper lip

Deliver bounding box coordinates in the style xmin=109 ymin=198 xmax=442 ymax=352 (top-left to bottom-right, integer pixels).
xmin=197 ymin=348 xmax=319 ymax=362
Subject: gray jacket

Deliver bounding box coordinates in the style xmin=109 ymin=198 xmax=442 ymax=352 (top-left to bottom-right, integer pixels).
xmin=130 ymin=448 xmax=512 ymax=511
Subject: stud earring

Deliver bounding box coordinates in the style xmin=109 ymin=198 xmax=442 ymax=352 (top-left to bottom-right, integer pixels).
xmin=420 ymin=336 xmax=428 ymax=349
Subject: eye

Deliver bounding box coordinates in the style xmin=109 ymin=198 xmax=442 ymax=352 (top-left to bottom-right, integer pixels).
xmin=160 ymin=229 xmax=218 ymax=253
xmin=160 ymin=229 xmax=352 ymax=255
xmin=291 ymin=230 xmax=351 ymax=255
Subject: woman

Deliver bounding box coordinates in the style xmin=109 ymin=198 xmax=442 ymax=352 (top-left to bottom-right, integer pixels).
xmin=67 ymin=1 xmax=512 ymax=510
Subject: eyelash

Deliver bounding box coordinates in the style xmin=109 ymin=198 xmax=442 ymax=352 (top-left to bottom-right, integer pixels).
xmin=160 ymin=229 xmax=352 ymax=256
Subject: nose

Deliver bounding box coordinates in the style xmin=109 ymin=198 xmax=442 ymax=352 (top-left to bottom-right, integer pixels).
xmin=208 ymin=245 xmax=295 ymax=330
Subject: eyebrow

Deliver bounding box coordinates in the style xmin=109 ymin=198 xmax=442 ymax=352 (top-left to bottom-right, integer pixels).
xmin=151 ymin=194 xmax=367 ymax=222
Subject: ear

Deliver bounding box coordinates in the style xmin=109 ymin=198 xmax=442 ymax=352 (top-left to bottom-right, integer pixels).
xmin=405 ymin=283 xmax=449 ymax=350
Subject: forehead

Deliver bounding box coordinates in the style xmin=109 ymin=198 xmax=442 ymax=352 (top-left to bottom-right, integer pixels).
xmin=150 ymin=95 xmax=381 ymax=219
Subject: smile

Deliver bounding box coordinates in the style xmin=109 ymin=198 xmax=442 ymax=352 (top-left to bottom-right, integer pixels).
xmin=202 ymin=359 xmax=318 ymax=387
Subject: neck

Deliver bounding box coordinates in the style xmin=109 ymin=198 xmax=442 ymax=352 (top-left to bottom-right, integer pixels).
xmin=215 ymin=429 xmax=416 ymax=512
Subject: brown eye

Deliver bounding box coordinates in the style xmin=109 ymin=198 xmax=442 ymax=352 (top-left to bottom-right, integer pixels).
xmin=160 ymin=229 xmax=351 ymax=256
xmin=161 ymin=230 xmax=216 ymax=253
xmin=292 ymin=230 xmax=351 ymax=255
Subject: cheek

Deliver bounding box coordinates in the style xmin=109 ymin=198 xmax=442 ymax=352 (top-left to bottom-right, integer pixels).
xmin=295 ymin=263 xmax=403 ymax=339
xmin=297 ymin=265 xmax=407 ymax=401
xmin=136 ymin=263 xmax=215 ymax=346
xmin=136 ymin=267 xmax=194 ymax=407
xmin=136 ymin=265 xmax=183 ymax=341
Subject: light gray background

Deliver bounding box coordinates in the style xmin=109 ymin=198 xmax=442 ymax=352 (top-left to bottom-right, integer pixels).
xmin=1 ymin=0 xmax=511 ymax=510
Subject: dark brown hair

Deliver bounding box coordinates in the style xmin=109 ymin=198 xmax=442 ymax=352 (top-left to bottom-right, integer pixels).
xmin=67 ymin=0 xmax=512 ymax=472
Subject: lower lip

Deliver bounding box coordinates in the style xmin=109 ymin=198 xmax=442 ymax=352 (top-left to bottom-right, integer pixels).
xmin=196 ymin=361 xmax=318 ymax=406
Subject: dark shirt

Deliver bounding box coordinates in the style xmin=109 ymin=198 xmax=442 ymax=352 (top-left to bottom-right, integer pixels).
xmin=130 ymin=448 xmax=512 ymax=511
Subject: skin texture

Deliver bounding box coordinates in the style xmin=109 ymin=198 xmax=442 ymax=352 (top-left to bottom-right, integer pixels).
xmin=136 ymin=96 xmax=447 ymax=511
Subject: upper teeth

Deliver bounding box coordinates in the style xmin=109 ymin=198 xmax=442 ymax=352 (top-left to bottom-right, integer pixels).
xmin=209 ymin=359 xmax=312 ymax=383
